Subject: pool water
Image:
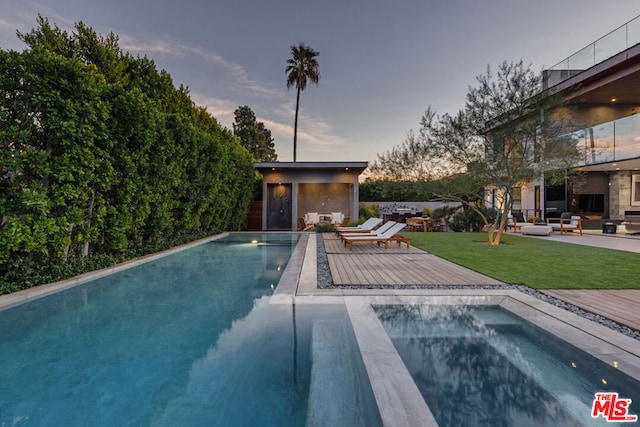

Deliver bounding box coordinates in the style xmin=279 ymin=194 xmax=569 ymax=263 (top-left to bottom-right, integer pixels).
xmin=0 ymin=233 xmax=380 ymax=426
xmin=374 ymin=304 xmax=640 ymax=427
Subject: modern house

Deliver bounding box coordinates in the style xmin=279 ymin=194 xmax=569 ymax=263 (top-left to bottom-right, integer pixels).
xmin=488 ymin=15 xmax=640 ymax=225
xmin=254 ymin=162 xmax=368 ymax=231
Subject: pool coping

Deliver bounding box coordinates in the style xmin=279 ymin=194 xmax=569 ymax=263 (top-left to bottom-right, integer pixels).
xmin=276 ymin=233 xmax=640 ymax=427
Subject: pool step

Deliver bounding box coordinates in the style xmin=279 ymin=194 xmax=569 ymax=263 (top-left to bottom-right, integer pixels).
xmin=306 ymin=320 xmax=370 ymax=427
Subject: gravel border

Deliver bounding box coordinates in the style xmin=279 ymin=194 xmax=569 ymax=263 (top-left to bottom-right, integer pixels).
xmin=316 ymin=233 xmax=333 ymax=288
xmin=316 ymin=234 xmax=640 ymax=341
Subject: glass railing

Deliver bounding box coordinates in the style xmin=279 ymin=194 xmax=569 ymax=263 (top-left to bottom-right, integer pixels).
xmin=569 ymin=114 xmax=640 ymax=166
xmin=542 ymin=15 xmax=640 ymax=88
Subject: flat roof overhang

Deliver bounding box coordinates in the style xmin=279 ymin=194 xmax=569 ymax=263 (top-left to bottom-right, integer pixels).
xmin=482 ymin=44 xmax=640 ymax=134
xmin=575 ymin=156 xmax=640 ymax=172
xmin=551 ymin=43 xmax=640 ymax=105
xmin=255 ymin=161 xmax=368 ymax=174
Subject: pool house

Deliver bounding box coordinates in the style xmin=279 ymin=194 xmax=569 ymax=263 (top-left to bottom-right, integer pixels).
xmin=254 ymin=161 xmax=368 ymax=231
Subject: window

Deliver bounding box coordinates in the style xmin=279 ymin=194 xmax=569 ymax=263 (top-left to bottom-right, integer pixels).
xmin=577 ymin=194 xmax=604 ymax=213
xmin=512 ymin=187 xmax=522 ymax=211
xmin=632 ymin=175 xmax=640 ymax=206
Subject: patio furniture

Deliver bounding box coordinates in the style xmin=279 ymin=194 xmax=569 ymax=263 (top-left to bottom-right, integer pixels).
xmin=391 ymin=234 xmax=412 ymax=248
xmin=330 ymin=212 xmax=344 ymax=225
xmin=547 ymin=215 xmax=583 ymax=235
xmin=432 ymin=219 xmax=448 ymax=232
xmin=520 ymin=225 xmax=552 ymax=236
xmin=406 ymin=217 xmax=431 ymax=232
xmin=297 ymin=217 xmax=314 ymax=231
xmin=602 ymin=223 xmax=617 ymax=234
xmin=621 ymin=211 xmax=640 ymax=234
xmin=304 ymin=212 xmax=320 ymax=228
xmin=507 ymin=212 xmax=526 ymax=232
xmin=342 ymin=222 xmax=408 ymax=251
xmin=339 ymin=221 xmax=396 ymax=240
xmin=334 ymin=217 xmax=383 ymax=234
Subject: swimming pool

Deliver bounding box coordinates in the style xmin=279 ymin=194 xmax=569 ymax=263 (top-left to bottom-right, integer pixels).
xmin=374 ymin=304 xmax=640 ymax=427
xmin=0 ymin=233 xmax=381 ymax=426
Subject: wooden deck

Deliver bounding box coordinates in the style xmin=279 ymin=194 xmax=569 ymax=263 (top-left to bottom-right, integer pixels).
xmin=323 ymin=233 xmax=640 ymax=331
xmin=323 ymin=234 xmax=640 ymax=332
xmin=543 ymin=290 xmax=640 ymax=332
xmin=324 ymin=233 xmax=503 ymax=286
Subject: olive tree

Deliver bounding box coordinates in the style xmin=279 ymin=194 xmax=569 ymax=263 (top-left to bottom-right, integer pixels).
xmin=373 ymin=60 xmax=579 ymax=244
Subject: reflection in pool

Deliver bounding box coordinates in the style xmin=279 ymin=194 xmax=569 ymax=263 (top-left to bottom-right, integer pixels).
xmin=374 ymin=304 xmax=639 ymax=427
xmin=0 ymin=233 xmax=380 ymax=426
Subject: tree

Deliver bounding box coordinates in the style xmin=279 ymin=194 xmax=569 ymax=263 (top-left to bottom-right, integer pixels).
xmin=232 ymin=106 xmax=277 ymax=162
xmin=1 ymin=17 xmax=256 ymax=291
xmin=369 ymin=130 xmax=435 ymax=181
xmin=285 ymin=43 xmax=320 ymax=162
xmin=372 ymin=60 xmax=579 ymax=245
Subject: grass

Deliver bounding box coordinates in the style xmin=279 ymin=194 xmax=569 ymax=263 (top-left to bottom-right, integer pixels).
xmin=404 ymin=232 xmax=640 ymax=290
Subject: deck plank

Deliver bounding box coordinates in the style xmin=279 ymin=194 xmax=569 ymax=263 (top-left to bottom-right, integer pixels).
xmin=327 ymin=253 xmax=503 ymax=286
xmin=323 ymin=233 xmax=503 ymax=286
xmin=543 ymin=290 xmax=640 ymax=331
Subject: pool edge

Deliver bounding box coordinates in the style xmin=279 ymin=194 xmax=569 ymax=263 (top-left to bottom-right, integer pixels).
xmin=0 ymin=232 xmax=230 ymax=311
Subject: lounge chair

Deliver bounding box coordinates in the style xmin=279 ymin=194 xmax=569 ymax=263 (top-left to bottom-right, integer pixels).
xmin=330 ymin=212 xmax=344 ymax=225
xmin=304 ymin=212 xmax=320 ymax=229
xmin=507 ymin=212 xmax=526 ymax=232
xmin=342 ymin=222 xmax=408 ymax=251
xmin=547 ymin=215 xmax=583 ymax=235
xmin=339 ymin=221 xmax=396 ymax=240
xmin=297 ymin=217 xmax=314 ymax=231
xmin=334 ymin=217 xmax=383 ymax=234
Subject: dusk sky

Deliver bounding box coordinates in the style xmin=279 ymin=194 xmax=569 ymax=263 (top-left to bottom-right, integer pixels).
xmin=1 ymin=1 xmax=640 ymax=164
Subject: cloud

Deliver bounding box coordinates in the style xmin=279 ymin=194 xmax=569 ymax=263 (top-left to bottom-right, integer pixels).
xmin=118 ymin=35 xmax=182 ymax=57
xmin=116 ymin=32 xmax=348 ymax=160
xmin=119 ymin=34 xmax=283 ymax=100
xmin=260 ymin=114 xmax=350 ymax=161
xmin=0 ymin=17 xmax=16 ymax=32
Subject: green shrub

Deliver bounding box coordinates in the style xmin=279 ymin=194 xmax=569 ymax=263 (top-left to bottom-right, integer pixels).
xmin=0 ymin=19 xmax=255 ymax=294
xmin=359 ymin=203 xmax=380 ymax=223
xmin=449 ymin=207 xmax=489 ymax=232
xmin=313 ymin=222 xmax=335 ymax=233
xmin=431 ymin=206 xmax=457 ymax=226
xmin=0 ymin=229 xmax=216 ymax=295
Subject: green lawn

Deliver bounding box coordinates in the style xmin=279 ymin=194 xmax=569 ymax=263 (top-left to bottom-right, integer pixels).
xmin=404 ymin=232 xmax=640 ymax=289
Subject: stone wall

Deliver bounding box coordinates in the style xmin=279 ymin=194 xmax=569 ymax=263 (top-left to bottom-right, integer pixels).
xmin=610 ymin=171 xmax=631 ymax=220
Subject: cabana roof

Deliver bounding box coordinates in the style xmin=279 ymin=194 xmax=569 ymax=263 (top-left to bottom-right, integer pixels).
xmin=254 ymin=161 xmax=368 ymax=173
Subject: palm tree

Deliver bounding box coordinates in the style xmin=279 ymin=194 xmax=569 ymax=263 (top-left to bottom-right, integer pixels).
xmin=286 ymin=43 xmax=320 ymax=162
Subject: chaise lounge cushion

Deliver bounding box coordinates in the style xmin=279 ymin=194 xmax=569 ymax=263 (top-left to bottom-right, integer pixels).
xmin=547 ymin=215 xmax=583 ymax=235
xmin=521 ymin=225 xmax=552 ymax=236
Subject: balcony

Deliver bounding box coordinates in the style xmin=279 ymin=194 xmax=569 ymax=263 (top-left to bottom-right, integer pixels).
xmin=569 ymin=114 xmax=640 ymax=166
xmin=543 ymin=15 xmax=640 ymax=89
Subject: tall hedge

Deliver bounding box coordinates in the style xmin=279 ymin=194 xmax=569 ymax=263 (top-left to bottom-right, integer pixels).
xmin=0 ymin=17 xmax=255 ymax=292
